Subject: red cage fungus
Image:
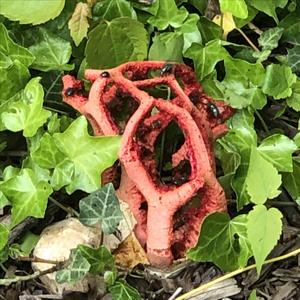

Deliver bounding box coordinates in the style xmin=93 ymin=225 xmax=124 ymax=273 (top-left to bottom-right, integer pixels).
xmin=62 ymin=61 xmax=234 ymax=267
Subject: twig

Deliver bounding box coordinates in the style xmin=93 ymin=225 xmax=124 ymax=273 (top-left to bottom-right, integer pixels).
xmin=255 ymin=110 xmax=269 ymax=134
xmin=168 ymin=287 xmax=183 ymax=300
xmin=248 ymin=22 xmax=263 ymax=35
xmin=0 ymin=265 xmax=61 ymax=286
xmin=175 ymin=247 xmax=300 ymax=300
xmin=0 ymin=151 xmax=27 ymax=157
xmin=17 ymin=256 xmax=64 ymax=265
xmin=236 ymin=27 xmax=260 ymax=52
xmin=49 ymin=196 xmax=79 ymax=217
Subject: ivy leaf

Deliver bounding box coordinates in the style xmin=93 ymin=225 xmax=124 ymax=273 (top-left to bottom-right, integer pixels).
xmin=0 ymin=225 xmax=9 ymax=251
xmin=31 ymin=133 xmax=65 ymax=169
xmin=0 ymin=24 xmax=35 ymax=67
xmin=198 ymin=17 xmax=222 ymax=44
xmin=109 ymin=280 xmax=141 ymax=300
xmin=1 ymin=77 xmax=51 ymax=137
xmin=148 ymin=32 xmax=183 ymax=62
xmin=0 ymin=169 xmax=52 ymax=227
xmin=185 ymin=40 xmax=229 ymax=80
xmin=93 ymin=0 xmax=137 ymax=21
xmin=53 ymin=116 xmax=121 ymax=193
xmin=258 ymin=27 xmax=284 ymax=51
xmin=223 ymin=58 xmax=265 ymax=86
xmin=247 ymin=205 xmax=283 ymax=274
xmin=79 ymin=183 xmax=123 ymax=234
xmin=286 ymin=79 xmax=300 ymax=111
xmin=219 ymin=0 xmax=248 ymax=19
xmin=68 ymin=2 xmax=91 ymax=46
xmin=0 ymin=0 xmax=65 ymax=25
xmin=19 ymin=231 xmax=40 ymax=256
xmin=287 ymin=46 xmax=300 ymax=73
xmin=56 ymin=248 xmax=90 ymax=284
xmin=28 ymin=28 xmax=73 ymax=72
xmin=0 ymin=61 xmax=30 ymax=103
xmin=257 ymin=134 xmax=297 ymax=172
xmin=187 ymin=213 xmax=252 ymax=271
xmin=212 ymin=12 xmax=236 ymax=39
xmin=247 ymin=0 xmax=288 ymax=24
xmin=78 ymin=245 xmax=115 ymax=274
xmin=148 ymin=0 xmax=188 ymax=30
xmin=85 ymin=17 xmax=148 ymax=69
xmin=262 ymin=64 xmax=297 ymax=99
xmin=51 ymin=159 xmax=74 ymax=191
xmin=175 ymin=14 xmax=202 ymax=53
xmin=282 ymin=158 xmax=300 ymax=202
xmin=246 ymin=148 xmax=281 ymax=205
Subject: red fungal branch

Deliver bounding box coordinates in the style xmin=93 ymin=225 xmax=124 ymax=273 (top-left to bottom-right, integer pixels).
xmin=62 ymin=61 xmax=234 ymax=267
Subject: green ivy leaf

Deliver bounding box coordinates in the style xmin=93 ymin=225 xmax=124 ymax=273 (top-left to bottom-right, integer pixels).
xmin=198 ymin=17 xmax=222 ymax=44
xmin=175 ymin=14 xmax=202 ymax=53
xmin=258 ymin=27 xmax=284 ymax=51
xmin=68 ymin=2 xmax=91 ymax=46
xmin=148 ymin=0 xmax=188 ymax=30
xmin=223 ymin=58 xmax=265 ymax=86
xmin=79 ymin=183 xmax=123 ymax=234
xmin=246 ymin=147 xmax=281 ymax=205
xmin=287 ymin=46 xmax=300 ymax=73
xmin=148 ymin=32 xmax=183 ymax=62
xmin=0 ymin=24 xmax=35 ymax=67
xmin=219 ymin=0 xmax=248 ymax=19
xmin=85 ymin=17 xmax=148 ymax=69
xmin=248 ymin=290 xmax=257 ymax=300
xmin=187 ymin=213 xmax=252 ymax=271
xmin=56 ymin=248 xmax=90 ymax=284
xmin=28 ymin=28 xmax=73 ymax=72
xmin=257 ymin=134 xmax=297 ymax=172
xmin=0 ymin=61 xmax=30 ymax=102
xmin=53 ymin=117 xmax=121 ymax=193
xmin=0 ymin=0 xmax=65 ymax=25
xmin=31 ymin=133 xmax=65 ymax=169
xmin=0 ymin=169 xmax=52 ymax=227
xmin=93 ymin=0 xmax=137 ymax=21
xmin=262 ymin=64 xmax=297 ymax=99
xmin=109 ymin=279 xmax=141 ymax=300
xmin=1 ymin=78 xmax=51 ymax=137
xmin=78 ymin=245 xmax=115 ymax=274
xmin=247 ymin=205 xmax=283 ymax=274
xmin=0 ymin=224 xmax=9 ymax=251
xmin=287 ymin=80 xmax=300 ymax=111
xmin=247 ymin=0 xmax=288 ymax=24
xmin=51 ymin=159 xmax=74 ymax=191
xmin=282 ymin=158 xmax=300 ymax=202
xmin=185 ymin=39 xmax=229 ymax=80
xmin=19 ymin=231 xmax=40 ymax=256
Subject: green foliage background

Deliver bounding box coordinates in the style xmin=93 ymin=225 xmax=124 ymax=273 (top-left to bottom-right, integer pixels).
xmin=0 ymin=0 xmax=300 ymax=298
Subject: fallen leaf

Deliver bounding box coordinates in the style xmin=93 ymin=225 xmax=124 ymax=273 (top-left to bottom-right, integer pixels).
xmin=114 ymin=233 xmax=149 ymax=268
xmin=213 ymin=12 xmax=236 ymax=39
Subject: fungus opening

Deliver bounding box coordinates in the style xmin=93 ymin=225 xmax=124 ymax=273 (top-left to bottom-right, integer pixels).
xmin=105 ymin=90 xmax=139 ymax=132
xmin=140 ymin=84 xmax=176 ymax=100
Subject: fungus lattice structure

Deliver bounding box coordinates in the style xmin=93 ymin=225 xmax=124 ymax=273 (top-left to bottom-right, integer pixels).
xmin=62 ymin=61 xmax=234 ymax=267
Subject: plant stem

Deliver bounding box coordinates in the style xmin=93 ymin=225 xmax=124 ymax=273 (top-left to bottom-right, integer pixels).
xmin=49 ymin=197 xmax=79 ymax=217
xmin=0 ymin=151 xmax=27 ymax=157
xmin=0 ymin=263 xmax=8 ymax=273
xmin=17 ymin=256 xmax=63 ymax=265
xmin=255 ymin=110 xmax=269 ymax=134
xmin=0 ymin=265 xmax=60 ymax=286
xmin=236 ymin=28 xmax=260 ymax=52
xmin=175 ymin=247 xmax=300 ymax=300
xmin=43 ymin=106 xmax=68 ymax=115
